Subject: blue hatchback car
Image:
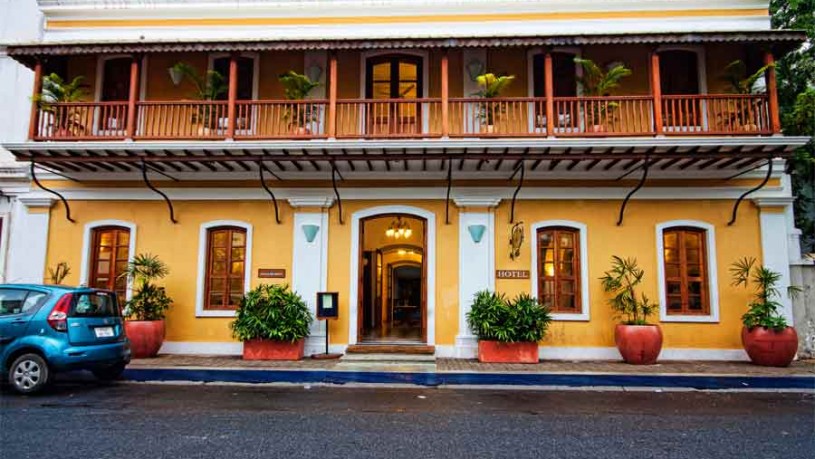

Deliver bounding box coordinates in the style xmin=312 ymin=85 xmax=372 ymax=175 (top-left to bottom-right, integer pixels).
xmin=0 ymin=285 xmax=131 ymax=394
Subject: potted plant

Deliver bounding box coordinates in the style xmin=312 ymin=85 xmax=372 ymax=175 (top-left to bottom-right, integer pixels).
xmin=47 ymin=261 xmax=71 ymax=285
xmin=466 ymin=290 xmax=552 ymax=363
xmin=473 ymin=73 xmax=515 ymax=133
xmin=574 ymin=58 xmax=632 ymax=132
xmin=231 ymin=284 xmax=313 ymax=360
xmin=721 ymin=60 xmax=774 ymax=131
xmin=731 ymin=257 xmax=800 ymax=367
xmin=35 ymin=73 xmax=89 ymax=137
xmin=600 ymin=256 xmax=661 ymax=365
xmin=279 ymin=70 xmax=321 ymax=135
xmin=122 ymin=254 xmax=173 ymax=359
xmin=169 ymin=62 xmax=227 ymax=135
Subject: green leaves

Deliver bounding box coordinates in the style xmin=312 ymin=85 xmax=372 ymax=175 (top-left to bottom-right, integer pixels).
xmin=721 ymin=60 xmax=774 ymax=95
xmin=573 ymin=58 xmax=632 ymax=97
xmin=121 ymin=254 xmax=172 ymax=321
xmin=730 ymin=258 xmax=794 ymax=331
xmin=37 ymin=73 xmax=88 ymax=105
xmin=599 ymin=256 xmax=656 ymax=325
xmin=230 ymin=284 xmax=314 ymax=342
xmin=170 ymin=62 xmax=227 ymax=101
xmin=474 ymin=73 xmax=515 ymax=99
xmin=466 ymin=290 xmax=552 ymax=343
xmin=278 ymin=71 xmax=320 ymax=100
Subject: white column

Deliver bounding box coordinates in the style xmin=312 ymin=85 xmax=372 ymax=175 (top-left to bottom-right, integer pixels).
xmin=289 ymin=197 xmax=333 ymax=355
xmin=5 ymin=197 xmax=53 ymax=284
xmin=754 ymin=197 xmax=795 ymax=324
xmin=454 ymin=198 xmax=499 ymax=358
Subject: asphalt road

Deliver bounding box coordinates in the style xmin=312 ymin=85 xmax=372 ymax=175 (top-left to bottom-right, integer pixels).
xmin=1 ymin=377 xmax=813 ymax=459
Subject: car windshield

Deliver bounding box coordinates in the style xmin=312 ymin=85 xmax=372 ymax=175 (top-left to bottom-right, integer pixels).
xmin=73 ymin=292 xmax=119 ymax=317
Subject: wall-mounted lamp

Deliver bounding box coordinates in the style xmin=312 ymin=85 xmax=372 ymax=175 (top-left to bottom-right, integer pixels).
xmin=307 ymin=64 xmax=324 ymax=83
xmin=467 ymin=224 xmax=487 ymax=244
xmin=168 ymin=63 xmax=185 ymax=87
xmin=466 ymin=58 xmax=486 ymax=82
xmin=302 ymin=224 xmax=320 ymax=243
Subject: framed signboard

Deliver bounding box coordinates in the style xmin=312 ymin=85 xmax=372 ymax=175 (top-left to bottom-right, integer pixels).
xmin=316 ymin=292 xmax=339 ymax=319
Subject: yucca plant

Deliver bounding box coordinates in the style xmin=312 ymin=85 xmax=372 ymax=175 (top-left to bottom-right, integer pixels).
xmin=169 ymin=62 xmax=227 ymax=128
xmin=473 ymin=73 xmax=515 ymax=126
xmin=466 ymin=290 xmax=552 ymax=343
xmin=121 ymin=253 xmax=172 ymax=321
xmin=231 ymin=284 xmax=313 ymax=343
xmin=35 ymin=73 xmax=90 ymax=135
xmin=599 ymin=256 xmax=656 ymax=325
xmin=278 ymin=70 xmax=322 ymax=128
xmin=574 ymin=58 xmax=632 ymax=125
xmin=730 ymin=257 xmax=799 ymax=331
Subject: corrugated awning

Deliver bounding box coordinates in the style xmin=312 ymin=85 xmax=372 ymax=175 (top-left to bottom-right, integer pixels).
xmin=5 ymin=30 xmax=807 ymax=68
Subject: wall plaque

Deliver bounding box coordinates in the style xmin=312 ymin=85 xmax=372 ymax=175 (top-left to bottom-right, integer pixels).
xmin=258 ymin=268 xmax=286 ymax=278
xmin=496 ymin=269 xmax=530 ymax=279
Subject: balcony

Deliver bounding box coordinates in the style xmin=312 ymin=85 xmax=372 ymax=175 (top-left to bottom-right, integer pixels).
xmin=30 ymin=93 xmax=773 ymax=142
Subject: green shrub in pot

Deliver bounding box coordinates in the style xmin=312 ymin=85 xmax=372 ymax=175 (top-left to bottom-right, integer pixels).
xmin=231 ymin=284 xmax=313 ymax=343
xmin=466 ymin=290 xmax=552 ymax=343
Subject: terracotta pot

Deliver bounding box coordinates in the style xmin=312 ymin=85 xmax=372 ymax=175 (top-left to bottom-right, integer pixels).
xmin=480 ymin=124 xmax=496 ymax=134
xmin=243 ymin=338 xmax=305 ymax=361
xmin=614 ymin=324 xmax=663 ymax=365
xmin=291 ymin=126 xmax=311 ymax=136
xmin=125 ymin=320 xmax=165 ymax=359
xmin=589 ymin=124 xmax=607 ymax=133
xmin=741 ymin=326 xmax=798 ymax=367
xmin=477 ymin=340 xmax=538 ymax=364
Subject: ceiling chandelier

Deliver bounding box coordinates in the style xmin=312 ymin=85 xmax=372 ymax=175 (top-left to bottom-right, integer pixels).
xmin=385 ymin=216 xmax=412 ymax=239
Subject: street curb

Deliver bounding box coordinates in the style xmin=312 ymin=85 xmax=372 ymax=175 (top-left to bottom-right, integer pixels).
xmin=123 ymin=368 xmax=815 ymax=391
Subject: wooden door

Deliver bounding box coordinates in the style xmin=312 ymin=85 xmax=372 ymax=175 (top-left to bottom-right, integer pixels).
xmin=365 ymin=55 xmax=423 ymax=136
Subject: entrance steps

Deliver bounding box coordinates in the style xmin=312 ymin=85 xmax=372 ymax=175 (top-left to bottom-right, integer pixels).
xmin=337 ymin=350 xmax=437 ymax=373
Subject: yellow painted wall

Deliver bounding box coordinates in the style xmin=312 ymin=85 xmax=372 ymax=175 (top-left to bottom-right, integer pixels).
xmin=493 ymin=199 xmax=763 ymax=350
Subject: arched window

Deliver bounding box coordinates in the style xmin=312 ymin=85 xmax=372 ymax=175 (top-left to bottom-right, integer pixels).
xmin=89 ymin=226 xmax=131 ymax=304
xmin=204 ymin=226 xmax=248 ymax=310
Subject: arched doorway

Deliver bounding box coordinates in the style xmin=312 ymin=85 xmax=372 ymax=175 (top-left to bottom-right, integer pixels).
xmin=349 ymin=206 xmax=436 ymax=346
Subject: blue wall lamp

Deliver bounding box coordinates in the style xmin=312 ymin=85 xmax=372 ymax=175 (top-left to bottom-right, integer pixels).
xmin=467 ymin=224 xmax=487 ymax=244
xmin=302 ymin=224 xmax=320 ymax=243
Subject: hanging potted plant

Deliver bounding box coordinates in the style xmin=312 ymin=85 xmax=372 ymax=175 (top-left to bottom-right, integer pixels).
xmin=122 ymin=254 xmax=173 ymax=358
xmin=169 ymin=62 xmax=227 ymax=135
xmin=466 ymin=290 xmax=552 ymax=363
xmin=231 ymin=284 xmax=313 ymax=360
xmin=473 ymin=73 xmax=515 ymax=134
xmin=600 ymin=256 xmax=661 ymax=365
xmin=35 ymin=73 xmax=90 ymax=138
xmin=730 ymin=257 xmax=800 ymax=367
xmin=278 ymin=70 xmax=321 ymax=135
xmin=721 ymin=60 xmax=774 ymax=132
xmin=574 ymin=58 xmax=632 ymax=133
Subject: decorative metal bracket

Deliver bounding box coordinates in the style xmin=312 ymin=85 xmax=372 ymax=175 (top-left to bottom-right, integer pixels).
xmin=728 ymin=158 xmax=773 ymax=226
xmin=445 ymin=159 xmax=453 ymax=225
xmin=258 ymin=161 xmax=281 ymax=224
xmin=509 ymin=162 xmax=525 ymax=224
xmin=616 ymin=156 xmax=650 ymax=226
xmin=141 ymin=159 xmax=177 ymax=224
xmin=30 ymin=161 xmax=75 ymax=223
xmin=331 ymin=164 xmax=344 ymax=225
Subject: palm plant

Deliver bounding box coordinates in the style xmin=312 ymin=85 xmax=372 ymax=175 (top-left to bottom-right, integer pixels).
xmin=36 ymin=73 xmax=89 ymax=135
xmin=278 ymin=70 xmax=322 ymax=129
xmin=574 ymin=58 xmax=632 ymax=126
xmin=599 ymin=256 xmax=656 ymax=325
xmin=169 ymin=62 xmax=227 ymax=128
xmin=730 ymin=257 xmax=799 ymax=331
xmin=473 ymin=73 xmax=515 ymax=126
xmin=720 ymin=60 xmax=775 ymax=130
xmin=121 ymin=253 xmax=172 ymax=321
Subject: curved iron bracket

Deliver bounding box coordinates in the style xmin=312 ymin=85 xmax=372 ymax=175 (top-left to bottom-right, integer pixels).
xmin=141 ymin=159 xmax=178 ymax=224
xmin=258 ymin=162 xmax=282 ymax=224
xmin=31 ymin=161 xmax=75 ymax=223
xmin=331 ymin=164 xmax=344 ymax=225
xmin=616 ymin=157 xmax=650 ymax=226
xmin=509 ymin=162 xmax=525 ymax=224
xmin=728 ymin=159 xmax=773 ymax=226
xmin=445 ymin=159 xmax=453 ymax=225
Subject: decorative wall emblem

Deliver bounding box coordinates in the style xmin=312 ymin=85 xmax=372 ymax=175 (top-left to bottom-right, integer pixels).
xmin=509 ymin=221 xmax=524 ymax=261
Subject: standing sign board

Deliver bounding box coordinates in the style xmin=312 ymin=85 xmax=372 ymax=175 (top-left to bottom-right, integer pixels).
xmin=316 ymin=292 xmax=339 ymax=319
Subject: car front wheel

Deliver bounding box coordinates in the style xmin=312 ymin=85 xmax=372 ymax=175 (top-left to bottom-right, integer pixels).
xmin=92 ymin=363 xmax=126 ymax=381
xmin=8 ymin=353 xmax=50 ymax=394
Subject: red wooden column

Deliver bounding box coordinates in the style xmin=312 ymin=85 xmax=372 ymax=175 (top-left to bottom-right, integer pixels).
xmin=649 ymin=51 xmax=664 ymax=135
xmin=125 ymin=56 xmax=140 ymax=139
xmin=544 ymin=51 xmax=554 ymax=136
xmin=764 ymin=51 xmax=781 ymax=134
xmin=28 ymin=59 xmax=43 ymax=140
xmin=441 ymin=50 xmax=450 ymax=137
xmin=327 ymin=51 xmax=338 ymax=139
xmin=226 ymin=53 xmax=239 ymax=139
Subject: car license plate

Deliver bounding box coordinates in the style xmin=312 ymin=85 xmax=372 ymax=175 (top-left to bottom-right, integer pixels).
xmin=94 ymin=327 xmax=114 ymax=338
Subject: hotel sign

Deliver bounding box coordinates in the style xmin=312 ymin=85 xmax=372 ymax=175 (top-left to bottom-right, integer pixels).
xmin=496 ymin=270 xmax=530 ymax=279
xmin=258 ymin=268 xmax=286 ymax=278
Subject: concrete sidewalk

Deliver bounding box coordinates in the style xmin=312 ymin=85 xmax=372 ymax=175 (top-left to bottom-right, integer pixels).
xmin=124 ymin=355 xmax=815 ymax=391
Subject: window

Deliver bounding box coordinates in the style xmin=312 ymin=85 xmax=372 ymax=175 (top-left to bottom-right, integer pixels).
xmin=365 ymin=54 xmax=423 ymax=136
xmin=89 ymin=226 xmax=130 ymax=305
xmin=531 ymin=51 xmax=578 ymax=132
xmin=0 ymin=289 xmax=47 ymax=316
xmin=73 ymin=292 xmax=118 ymax=317
xmin=205 ymin=227 xmax=247 ymax=310
xmin=662 ymin=227 xmax=709 ymax=315
xmin=536 ymin=227 xmax=581 ymax=313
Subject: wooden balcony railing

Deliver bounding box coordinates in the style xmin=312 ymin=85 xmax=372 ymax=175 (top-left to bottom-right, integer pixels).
xmin=30 ymin=94 xmax=775 ymax=142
